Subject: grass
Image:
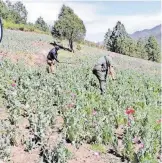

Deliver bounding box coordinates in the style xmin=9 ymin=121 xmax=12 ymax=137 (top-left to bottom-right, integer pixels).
xmin=3 ymin=20 xmax=50 ymax=35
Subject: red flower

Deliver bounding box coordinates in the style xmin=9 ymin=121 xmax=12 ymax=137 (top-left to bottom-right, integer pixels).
xmin=92 ymin=109 xmax=97 ymax=116
xmin=125 ymin=107 xmax=135 ymax=115
xmin=157 ymin=118 xmax=162 ymax=124
xmin=93 ymin=110 xmax=97 ymax=116
xmin=11 ymin=83 xmax=16 ymax=87
xmin=67 ymin=103 xmax=75 ymax=108
xmin=139 ymin=143 xmax=144 ymax=149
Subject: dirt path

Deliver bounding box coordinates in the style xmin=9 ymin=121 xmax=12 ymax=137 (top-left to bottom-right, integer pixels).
xmin=66 ymin=144 xmax=126 ymax=163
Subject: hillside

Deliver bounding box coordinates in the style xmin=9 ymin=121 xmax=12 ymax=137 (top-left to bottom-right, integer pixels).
xmin=0 ymin=30 xmax=161 ymax=163
xmin=130 ymin=24 xmax=161 ymax=44
xmin=0 ymin=30 xmax=160 ymax=74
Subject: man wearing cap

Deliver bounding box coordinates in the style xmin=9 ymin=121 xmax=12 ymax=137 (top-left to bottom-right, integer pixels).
xmin=93 ymin=54 xmax=116 ymax=95
xmin=47 ymin=45 xmax=60 ymax=73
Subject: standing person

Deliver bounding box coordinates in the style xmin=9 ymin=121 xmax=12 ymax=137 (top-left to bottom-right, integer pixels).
xmin=47 ymin=45 xmax=60 ymax=73
xmin=92 ymin=54 xmax=116 ymax=95
xmin=0 ymin=17 xmax=3 ymax=43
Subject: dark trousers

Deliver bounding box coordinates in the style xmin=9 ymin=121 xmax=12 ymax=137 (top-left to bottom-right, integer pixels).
xmin=93 ymin=69 xmax=108 ymax=95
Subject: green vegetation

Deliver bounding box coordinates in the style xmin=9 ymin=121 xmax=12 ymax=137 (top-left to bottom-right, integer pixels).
xmin=104 ymin=21 xmax=161 ymax=62
xmin=145 ymin=36 xmax=161 ymax=62
xmin=0 ymin=0 xmax=50 ymax=34
xmin=52 ymin=5 xmax=86 ymax=52
xmin=35 ymin=16 xmax=50 ymax=33
xmin=3 ymin=20 xmax=49 ymax=34
xmin=0 ymin=29 xmax=161 ymax=163
xmin=0 ymin=0 xmax=27 ymax=24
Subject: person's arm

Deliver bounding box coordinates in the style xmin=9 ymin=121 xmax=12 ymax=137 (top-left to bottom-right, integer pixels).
xmin=109 ymin=65 xmax=116 ymax=80
xmin=53 ymin=53 xmax=60 ymax=63
xmin=106 ymin=55 xmax=116 ymax=80
xmin=54 ymin=57 xmax=60 ymax=63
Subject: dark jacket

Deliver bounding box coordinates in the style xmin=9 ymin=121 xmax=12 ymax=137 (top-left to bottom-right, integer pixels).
xmin=47 ymin=47 xmax=59 ymax=62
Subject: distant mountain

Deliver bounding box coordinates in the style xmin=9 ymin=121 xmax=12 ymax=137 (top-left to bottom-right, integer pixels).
xmin=130 ymin=24 xmax=161 ymax=44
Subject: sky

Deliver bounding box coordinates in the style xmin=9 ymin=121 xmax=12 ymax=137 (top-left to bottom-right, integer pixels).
xmin=10 ymin=0 xmax=161 ymax=42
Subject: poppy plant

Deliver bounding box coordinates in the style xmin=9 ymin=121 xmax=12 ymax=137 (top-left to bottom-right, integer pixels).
xmin=67 ymin=103 xmax=75 ymax=108
xmin=71 ymin=93 xmax=76 ymax=98
xmin=157 ymin=118 xmax=162 ymax=124
xmin=92 ymin=109 xmax=97 ymax=116
xmin=139 ymin=143 xmax=144 ymax=149
xmin=125 ymin=107 xmax=135 ymax=115
xmin=11 ymin=83 xmax=16 ymax=87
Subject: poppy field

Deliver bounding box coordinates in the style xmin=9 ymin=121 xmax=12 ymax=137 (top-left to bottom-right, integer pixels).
xmin=0 ymin=30 xmax=161 ymax=163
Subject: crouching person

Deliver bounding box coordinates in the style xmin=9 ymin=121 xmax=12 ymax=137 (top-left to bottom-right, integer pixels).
xmin=47 ymin=46 xmax=60 ymax=73
xmin=93 ymin=54 xmax=116 ymax=95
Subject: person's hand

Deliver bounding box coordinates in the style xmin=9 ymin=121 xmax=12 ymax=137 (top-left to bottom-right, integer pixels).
xmin=110 ymin=71 xmax=116 ymax=80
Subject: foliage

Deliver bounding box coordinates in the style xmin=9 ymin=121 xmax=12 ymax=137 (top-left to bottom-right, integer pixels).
xmin=104 ymin=28 xmax=112 ymax=51
xmin=76 ymin=44 xmax=81 ymax=51
xmin=35 ymin=16 xmax=49 ymax=32
xmin=110 ymin=21 xmax=129 ymax=52
xmin=41 ymin=141 xmax=72 ymax=163
xmin=0 ymin=28 xmax=51 ymax=54
xmin=136 ymin=38 xmax=148 ymax=60
xmin=2 ymin=20 xmax=50 ymax=35
xmin=104 ymin=21 xmax=139 ymax=57
xmin=52 ymin=5 xmax=86 ymax=52
xmin=104 ymin=21 xmax=161 ymax=62
xmin=145 ymin=36 xmax=161 ymax=62
xmin=0 ymin=0 xmax=8 ymax=19
xmin=0 ymin=57 xmax=161 ymax=162
xmin=0 ymin=29 xmax=161 ymax=163
xmin=0 ymin=120 xmax=15 ymax=161
xmin=6 ymin=0 xmax=28 ymax=24
xmin=115 ymin=36 xmax=137 ymax=57
xmin=0 ymin=0 xmax=49 ymax=34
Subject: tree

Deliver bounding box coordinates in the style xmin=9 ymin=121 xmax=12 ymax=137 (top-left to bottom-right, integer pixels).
xmin=6 ymin=0 xmax=28 ymax=24
xmin=110 ymin=21 xmax=129 ymax=52
xmin=104 ymin=21 xmax=161 ymax=62
xmin=52 ymin=5 xmax=86 ymax=52
xmin=115 ymin=37 xmax=130 ymax=55
xmin=145 ymin=36 xmax=161 ymax=62
xmin=104 ymin=28 xmax=112 ymax=51
xmin=0 ymin=0 xmax=8 ymax=19
xmin=35 ymin=17 xmax=49 ymax=32
xmin=136 ymin=38 xmax=148 ymax=59
xmin=114 ymin=36 xmax=136 ymax=57
xmin=0 ymin=0 xmax=20 ymax=23
xmin=104 ymin=21 xmax=139 ymax=57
